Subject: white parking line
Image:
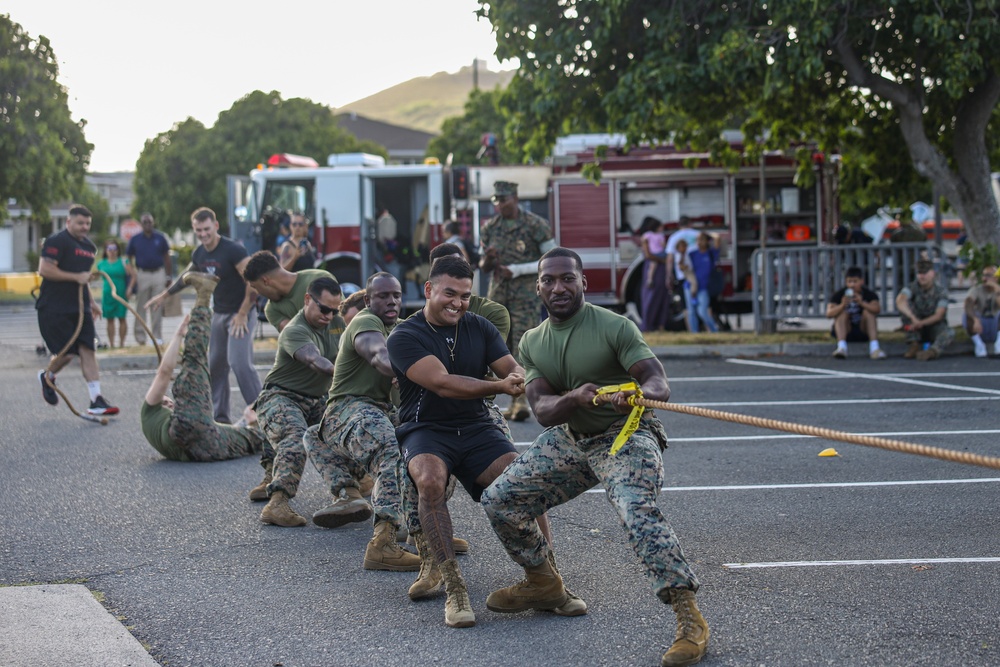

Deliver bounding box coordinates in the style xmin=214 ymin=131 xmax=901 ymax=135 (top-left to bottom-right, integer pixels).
xmin=724 ymin=557 xmax=1000 ymax=569
xmin=671 ymin=371 xmax=1000 ymax=382
xmin=727 ymin=358 xmax=1000 ymax=396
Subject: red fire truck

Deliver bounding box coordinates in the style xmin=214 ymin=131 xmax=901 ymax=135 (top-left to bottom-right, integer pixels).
xmin=229 ymin=136 xmax=838 ymax=315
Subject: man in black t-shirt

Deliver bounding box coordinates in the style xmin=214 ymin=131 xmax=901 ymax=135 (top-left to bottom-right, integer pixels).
xmin=825 ymin=266 xmax=885 ymax=360
xmin=148 ymin=207 xmax=262 ymax=423
xmin=386 ymin=255 xmax=526 ymax=629
xmin=36 ymin=205 xmax=119 ymax=416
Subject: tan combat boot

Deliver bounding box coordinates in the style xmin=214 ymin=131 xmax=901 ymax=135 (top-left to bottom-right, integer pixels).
xmin=916 ymin=346 xmax=940 ymax=361
xmin=359 ymin=473 xmax=375 ymax=497
xmin=311 ymin=486 xmax=373 ymax=528
xmin=364 ymin=521 xmax=420 ymax=571
xmin=248 ymin=463 xmax=273 ymax=502
xmin=183 ymin=272 xmax=220 ymax=308
xmin=661 ymin=589 xmax=710 ymax=667
xmin=485 ymin=554 xmax=569 ymax=613
xmin=903 ymin=341 xmax=921 ymax=359
xmin=544 ymin=551 xmax=588 ymax=617
xmin=439 ymin=559 xmax=476 ymax=628
xmin=259 ymin=490 xmax=306 ymax=527
xmin=407 ymin=530 xmax=444 ymax=600
xmin=502 ymin=394 xmax=531 ymax=422
xmin=407 ymin=532 xmax=470 ymax=554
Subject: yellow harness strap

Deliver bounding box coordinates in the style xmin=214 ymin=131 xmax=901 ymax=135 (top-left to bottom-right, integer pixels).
xmin=593 ymin=382 xmax=645 ymax=456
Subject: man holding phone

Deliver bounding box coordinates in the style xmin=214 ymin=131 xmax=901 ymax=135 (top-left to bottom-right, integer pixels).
xmin=826 ymin=266 xmax=885 ymax=359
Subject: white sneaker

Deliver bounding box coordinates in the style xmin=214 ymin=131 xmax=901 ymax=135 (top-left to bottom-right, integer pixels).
xmin=994 ymin=339 xmax=1000 ymax=356
xmin=832 ymin=347 xmax=847 ymax=359
xmin=870 ymin=349 xmax=886 ymax=360
xmin=974 ymin=339 xmax=987 ymax=358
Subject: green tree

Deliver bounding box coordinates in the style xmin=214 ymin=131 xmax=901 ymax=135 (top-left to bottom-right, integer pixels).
xmin=0 ymin=14 xmax=91 ymax=221
xmin=427 ymin=88 xmax=510 ymax=164
xmin=134 ymin=91 xmax=386 ymax=235
xmin=72 ymin=184 xmax=111 ymax=238
xmin=479 ymin=1 xmax=1000 ymax=244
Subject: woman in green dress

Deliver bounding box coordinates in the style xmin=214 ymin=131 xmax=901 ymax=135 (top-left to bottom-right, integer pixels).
xmin=97 ymin=239 xmax=134 ymax=348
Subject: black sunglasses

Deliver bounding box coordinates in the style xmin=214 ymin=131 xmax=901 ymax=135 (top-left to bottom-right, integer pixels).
xmin=315 ymin=303 xmax=338 ymax=315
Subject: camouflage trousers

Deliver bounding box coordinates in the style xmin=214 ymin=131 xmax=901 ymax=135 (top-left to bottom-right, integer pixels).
xmin=901 ymin=317 xmax=955 ymax=351
xmin=256 ymin=388 xmax=325 ymax=498
xmin=505 ymin=293 xmax=542 ymax=360
xmin=480 ymin=414 xmax=700 ymax=595
xmin=168 ymin=304 xmax=266 ymax=460
xmin=316 ymin=396 xmax=405 ymax=527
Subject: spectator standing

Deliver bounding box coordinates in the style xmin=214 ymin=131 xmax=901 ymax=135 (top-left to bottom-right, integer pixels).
xmin=687 ymin=232 xmax=720 ymax=333
xmin=126 ymin=212 xmax=172 ymax=346
xmin=278 ymin=212 xmax=317 ymax=272
xmin=638 ymin=217 xmax=670 ymax=332
xmin=479 ymin=181 xmax=556 ymax=422
xmin=97 ymin=239 xmax=134 ymax=348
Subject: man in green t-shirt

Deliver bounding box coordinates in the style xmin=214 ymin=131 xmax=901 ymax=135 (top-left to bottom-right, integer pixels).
xmin=140 ymin=272 xmax=265 ymax=462
xmin=309 ymin=272 xmax=419 ymax=572
xmin=481 ymin=248 xmax=709 ymax=667
xmin=242 ymin=251 xmax=367 ymax=501
xmin=255 ymin=276 xmax=355 ymax=528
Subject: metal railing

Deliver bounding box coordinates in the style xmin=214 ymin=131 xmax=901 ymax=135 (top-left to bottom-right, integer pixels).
xmin=750 ymin=242 xmax=943 ymax=333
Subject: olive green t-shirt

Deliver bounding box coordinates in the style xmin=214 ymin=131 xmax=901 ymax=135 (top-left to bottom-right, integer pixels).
xmin=329 ymin=308 xmax=394 ymax=402
xmin=263 ymin=269 xmax=333 ymax=329
xmin=469 ymin=294 xmax=510 ymax=341
xmin=519 ymin=302 xmax=655 ymax=435
xmin=262 ymin=309 xmax=343 ymax=397
xmin=141 ymin=400 xmax=191 ymax=461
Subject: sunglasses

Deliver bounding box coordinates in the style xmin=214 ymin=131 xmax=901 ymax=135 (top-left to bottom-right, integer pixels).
xmin=290 ymin=221 xmax=307 ymax=227
xmin=315 ymin=303 xmax=338 ymax=316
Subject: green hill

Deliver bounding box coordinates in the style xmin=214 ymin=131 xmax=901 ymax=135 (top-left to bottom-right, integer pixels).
xmin=338 ymin=64 xmax=516 ymax=134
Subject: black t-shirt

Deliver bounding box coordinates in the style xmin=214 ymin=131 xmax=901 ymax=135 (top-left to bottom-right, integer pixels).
xmin=387 ymin=310 xmax=508 ymax=428
xmin=36 ymin=229 xmax=97 ymax=313
xmin=829 ymin=286 xmax=879 ymax=325
xmin=192 ymin=237 xmax=249 ymax=314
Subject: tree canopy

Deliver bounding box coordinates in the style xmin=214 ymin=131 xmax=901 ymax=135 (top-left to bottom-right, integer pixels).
xmin=0 ymin=14 xmax=91 ymax=222
xmin=478 ymin=1 xmax=1000 ymax=244
xmin=133 ymin=91 xmax=385 ymax=235
xmin=427 ymin=88 xmax=509 ymax=165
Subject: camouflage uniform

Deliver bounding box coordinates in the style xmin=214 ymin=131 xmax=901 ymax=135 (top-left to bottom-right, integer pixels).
xmin=900 ymin=279 xmax=955 ymax=351
xmin=159 ymin=304 xmax=266 ymax=461
xmin=480 ymin=208 xmax=553 ymax=361
xmin=256 ymin=388 xmax=327 ymax=497
xmin=316 ymin=395 xmax=404 ymax=527
xmin=481 ymin=414 xmax=699 ymax=594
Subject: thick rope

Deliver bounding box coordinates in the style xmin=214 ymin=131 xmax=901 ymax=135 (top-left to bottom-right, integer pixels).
xmin=96 ymin=269 xmax=163 ymax=362
xmin=595 ymin=393 xmax=1000 ymax=471
xmin=43 ymin=282 xmax=108 ymax=425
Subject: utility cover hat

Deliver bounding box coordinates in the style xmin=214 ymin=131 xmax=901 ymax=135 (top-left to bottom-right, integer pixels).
xmin=492 ymin=181 xmax=518 ymax=198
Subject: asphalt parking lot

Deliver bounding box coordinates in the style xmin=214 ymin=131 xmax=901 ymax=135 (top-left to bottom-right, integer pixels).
xmin=2 ymin=348 xmax=998 ymax=666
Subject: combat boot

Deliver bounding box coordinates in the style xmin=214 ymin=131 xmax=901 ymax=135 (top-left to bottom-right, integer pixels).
xmin=916 ymin=346 xmax=941 ymax=361
xmin=311 ymin=486 xmax=372 ymax=528
xmin=407 ymin=532 xmax=470 ymax=554
xmin=260 ymin=490 xmax=306 ymax=527
xmin=364 ymin=521 xmax=420 ymax=571
xmin=183 ymin=271 xmax=219 ymax=308
xmin=407 ymin=530 xmax=444 ymax=600
xmin=248 ymin=463 xmax=273 ymax=502
xmin=502 ymin=394 xmax=531 ymax=422
xmin=544 ymin=551 xmax=588 ymax=617
xmin=359 ymin=473 xmax=375 ymax=497
xmin=485 ymin=553 xmax=569 ymax=613
xmin=903 ymin=341 xmax=921 ymax=359
xmin=660 ymin=589 xmax=710 ymax=667
xmin=439 ymin=558 xmax=476 ymax=628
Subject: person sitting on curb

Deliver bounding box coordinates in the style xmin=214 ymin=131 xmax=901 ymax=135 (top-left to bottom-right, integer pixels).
xmin=826 ymin=266 xmax=885 ymax=359
xmin=896 ymin=258 xmax=954 ymax=360
xmin=963 ymin=263 xmax=1000 ymax=358
xmin=141 ymin=273 xmax=265 ymax=461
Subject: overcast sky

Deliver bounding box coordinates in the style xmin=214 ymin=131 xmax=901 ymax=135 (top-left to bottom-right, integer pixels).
xmin=5 ymin=0 xmax=513 ymax=172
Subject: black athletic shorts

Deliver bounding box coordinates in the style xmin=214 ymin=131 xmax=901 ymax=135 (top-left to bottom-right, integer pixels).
xmin=397 ymin=421 xmax=516 ymax=502
xmin=829 ymin=322 xmax=870 ymax=343
xmin=38 ymin=308 xmax=96 ymax=356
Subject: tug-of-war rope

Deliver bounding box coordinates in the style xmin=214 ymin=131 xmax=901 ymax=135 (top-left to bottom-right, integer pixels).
xmin=41 ymin=273 xmax=163 ymax=426
xmin=593 ymin=382 xmax=1000 ymax=471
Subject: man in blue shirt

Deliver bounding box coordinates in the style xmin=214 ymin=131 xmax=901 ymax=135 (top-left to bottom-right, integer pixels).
xmin=126 ymin=212 xmax=172 ymax=346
